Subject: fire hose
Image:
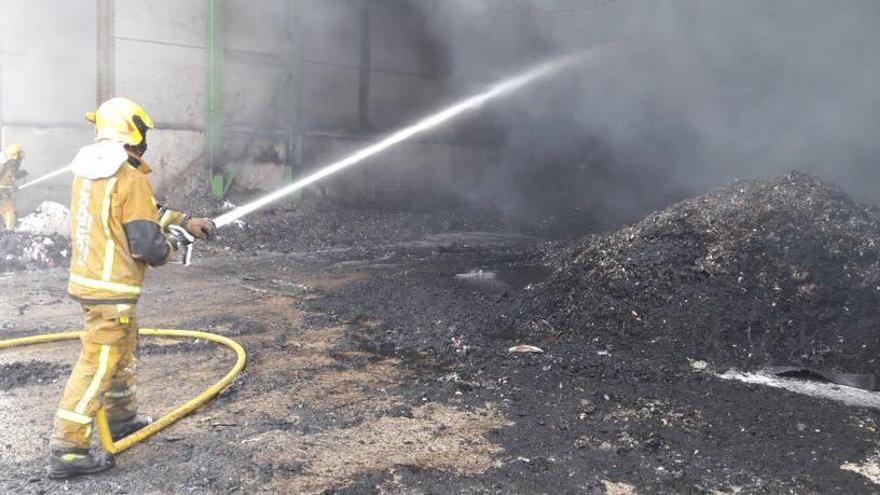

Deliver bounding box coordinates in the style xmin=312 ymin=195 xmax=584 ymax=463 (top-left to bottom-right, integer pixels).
xmin=0 ymin=328 xmax=246 ymax=454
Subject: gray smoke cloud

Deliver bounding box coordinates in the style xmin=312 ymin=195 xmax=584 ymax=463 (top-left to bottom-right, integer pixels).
xmin=417 ymin=0 xmax=880 ymax=233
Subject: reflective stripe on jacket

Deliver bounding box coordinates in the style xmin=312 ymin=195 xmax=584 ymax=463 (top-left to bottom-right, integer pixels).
xmin=0 ymin=160 xmax=17 ymax=187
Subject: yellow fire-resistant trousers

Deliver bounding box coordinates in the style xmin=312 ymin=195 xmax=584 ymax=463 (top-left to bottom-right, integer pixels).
xmin=0 ymin=198 xmax=14 ymax=230
xmin=51 ymin=304 xmax=140 ymax=450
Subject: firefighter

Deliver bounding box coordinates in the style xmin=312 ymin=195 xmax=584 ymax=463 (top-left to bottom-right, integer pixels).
xmin=48 ymin=97 xmax=216 ymax=479
xmin=0 ymin=144 xmax=26 ymax=230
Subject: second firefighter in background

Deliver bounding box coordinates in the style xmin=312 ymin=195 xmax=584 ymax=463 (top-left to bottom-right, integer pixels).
xmin=48 ymin=97 xmax=216 ymax=479
xmin=0 ymin=144 xmax=26 ymax=230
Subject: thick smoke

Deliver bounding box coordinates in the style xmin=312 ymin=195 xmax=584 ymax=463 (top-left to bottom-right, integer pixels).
xmin=419 ymin=0 xmax=880 ymax=234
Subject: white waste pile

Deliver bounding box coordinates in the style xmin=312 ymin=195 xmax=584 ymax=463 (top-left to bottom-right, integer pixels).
xmin=1 ymin=202 xmax=70 ymax=271
xmin=17 ymin=201 xmax=70 ymax=237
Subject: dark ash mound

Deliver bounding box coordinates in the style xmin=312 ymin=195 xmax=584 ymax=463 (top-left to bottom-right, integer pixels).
xmin=0 ymin=231 xmax=69 ymax=272
xmin=536 ymin=172 xmax=880 ymax=377
xmin=0 ymin=361 xmax=70 ymax=391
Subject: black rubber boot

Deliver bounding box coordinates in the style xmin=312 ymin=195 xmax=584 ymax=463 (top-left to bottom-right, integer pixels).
xmin=48 ymin=448 xmax=115 ymax=479
xmin=109 ymin=415 xmax=153 ymax=441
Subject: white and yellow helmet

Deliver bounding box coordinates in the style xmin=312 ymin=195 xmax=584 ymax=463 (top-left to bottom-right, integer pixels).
xmin=85 ymin=97 xmax=154 ymax=146
xmin=1 ymin=144 xmax=23 ymax=162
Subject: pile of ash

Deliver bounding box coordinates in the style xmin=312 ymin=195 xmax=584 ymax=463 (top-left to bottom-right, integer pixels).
xmin=212 ymin=199 xmax=505 ymax=254
xmin=534 ymin=172 xmax=880 ymax=377
xmin=0 ymin=230 xmax=70 ymax=272
xmin=0 ymin=361 xmax=70 ymax=391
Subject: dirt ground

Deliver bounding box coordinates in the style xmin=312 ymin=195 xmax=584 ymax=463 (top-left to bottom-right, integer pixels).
xmin=2 ymin=217 xmax=880 ymax=493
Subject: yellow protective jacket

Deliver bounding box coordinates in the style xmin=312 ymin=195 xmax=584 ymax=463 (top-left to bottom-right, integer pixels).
xmin=0 ymin=161 xmax=16 ymax=186
xmin=0 ymin=156 xmax=19 ymax=199
xmin=67 ymin=141 xmax=189 ymax=304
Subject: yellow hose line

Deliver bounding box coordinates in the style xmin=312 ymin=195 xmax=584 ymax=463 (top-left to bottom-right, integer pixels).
xmin=0 ymin=328 xmax=246 ymax=455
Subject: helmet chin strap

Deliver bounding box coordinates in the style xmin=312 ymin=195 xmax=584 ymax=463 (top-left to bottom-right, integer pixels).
xmin=125 ymin=132 xmax=149 ymax=167
xmin=125 ymin=142 xmax=147 ymax=167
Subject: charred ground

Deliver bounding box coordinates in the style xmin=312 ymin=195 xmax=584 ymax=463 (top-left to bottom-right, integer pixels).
xmin=2 ymin=173 xmax=880 ymax=493
xmin=298 ymin=172 xmax=880 ymax=492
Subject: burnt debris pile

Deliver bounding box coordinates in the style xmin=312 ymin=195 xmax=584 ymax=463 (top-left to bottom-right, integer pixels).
xmin=0 ymin=231 xmax=69 ymax=272
xmin=537 ymin=172 xmax=880 ymax=377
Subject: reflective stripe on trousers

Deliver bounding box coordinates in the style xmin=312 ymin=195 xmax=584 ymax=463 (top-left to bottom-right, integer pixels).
xmin=51 ymin=304 xmax=140 ymax=450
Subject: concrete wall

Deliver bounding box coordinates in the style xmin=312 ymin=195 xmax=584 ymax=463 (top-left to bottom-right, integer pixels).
xmin=368 ymin=0 xmax=445 ymax=131
xmin=114 ymin=0 xmax=206 ymax=196
xmin=293 ymin=0 xmax=499 ymax=207
xmin=0 ymin=0 xmax=96 ymax=213
xmin=1 ymin=0 xmax=502 ymax=218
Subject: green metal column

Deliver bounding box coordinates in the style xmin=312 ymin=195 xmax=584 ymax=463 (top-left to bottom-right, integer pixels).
xmin=206 ymin=0 xmax=225 ymax=196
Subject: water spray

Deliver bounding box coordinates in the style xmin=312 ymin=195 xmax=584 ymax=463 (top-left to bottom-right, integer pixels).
xmin=15 ymin=53 xmax=587 ymax=227
xmin=213 ymin=52 xmax=587 ymax=228
xmin=17 ymin=165 xmax=73 ymax=190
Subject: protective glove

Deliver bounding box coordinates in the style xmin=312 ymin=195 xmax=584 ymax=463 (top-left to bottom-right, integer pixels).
xmin=15 ymin=169 xmax=28 ymax=180
xmin=184 ymin=217 xmax=216 ymax=240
